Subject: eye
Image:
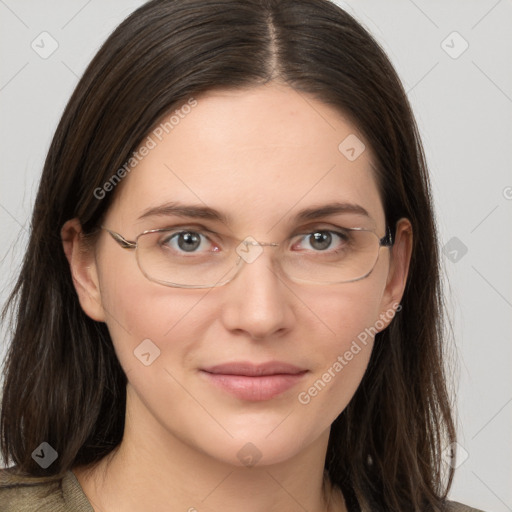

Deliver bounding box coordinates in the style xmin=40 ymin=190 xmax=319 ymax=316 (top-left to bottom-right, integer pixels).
xmin=160 ymin=230 xmax=217 ymax=253
xmin=292 ymin=229 xmax=350 ymax=252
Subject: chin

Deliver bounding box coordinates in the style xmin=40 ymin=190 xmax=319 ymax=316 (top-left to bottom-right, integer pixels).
xmin=197 ymin=422 xmax=322 ymax=469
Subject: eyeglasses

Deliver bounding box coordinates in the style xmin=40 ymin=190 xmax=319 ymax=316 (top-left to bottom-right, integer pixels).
xmin=101 ymin=224 xmax=394 ymax=289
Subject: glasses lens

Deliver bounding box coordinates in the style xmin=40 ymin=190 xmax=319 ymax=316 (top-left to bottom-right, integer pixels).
xmin=136 ymin=228 xmax=381 ymax=287
xmin=280 ymin=229 xmax=380 ymax=284
xmin=136 ymin=230 xmax=238 ymax=287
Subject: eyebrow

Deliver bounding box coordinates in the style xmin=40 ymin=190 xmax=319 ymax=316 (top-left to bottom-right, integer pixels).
xmin=137 ymin=201 xmax=371 ymax=224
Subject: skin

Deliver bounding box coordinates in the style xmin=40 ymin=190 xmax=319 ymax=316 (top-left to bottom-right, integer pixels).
xmin=62 ymin=81 xmax=412 ymax=512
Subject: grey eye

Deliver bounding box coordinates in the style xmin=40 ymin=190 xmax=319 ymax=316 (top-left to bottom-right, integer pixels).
xmin=162 ymin=231 xmax=206 ymax=253
xmin=296 ymin=230 xmax=348 ymax=252
xmin=308 ymin=231 xmax=332 ymax=251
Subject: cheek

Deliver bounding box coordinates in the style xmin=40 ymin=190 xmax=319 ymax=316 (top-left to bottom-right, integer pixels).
xmin=297 ymin=275 xmax=385 ymax=348
xmin=292 ymin=279 xmax=384 ymax=416
xmin=96 ymin=252 xmax=208 ymax=373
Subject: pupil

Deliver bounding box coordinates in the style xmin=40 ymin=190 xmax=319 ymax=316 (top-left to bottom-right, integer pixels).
xmin=178 ymin=232 xmax=200 ymax=252
xmin=310 ymin=231 xmax=331 ymax=251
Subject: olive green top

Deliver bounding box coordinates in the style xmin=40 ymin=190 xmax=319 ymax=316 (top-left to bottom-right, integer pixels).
xmin=0 ymin=467 xmax=486 ymax=511
xmin=0 ymin=468 xmax=94 ymax=511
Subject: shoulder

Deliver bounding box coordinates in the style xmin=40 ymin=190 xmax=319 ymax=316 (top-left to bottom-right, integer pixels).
xmin=445 ymin=500 xmax=487 ymax=512
xmin=0 ymin=466 xmax=93 ymax=512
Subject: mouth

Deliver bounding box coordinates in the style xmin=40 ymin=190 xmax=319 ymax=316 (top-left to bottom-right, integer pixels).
xmin=199 ymin=361 xmax=309 ymax=401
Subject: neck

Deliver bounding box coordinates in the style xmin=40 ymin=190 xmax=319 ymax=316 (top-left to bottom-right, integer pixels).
xmin=73 ymin=385 xmax=346 ymax=512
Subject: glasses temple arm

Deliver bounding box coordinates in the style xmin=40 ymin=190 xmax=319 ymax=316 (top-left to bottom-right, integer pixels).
xmin=101 ymin=226 xmax=137 ymax=249
xmin=380 ymin=225 xmax=394 ymax=247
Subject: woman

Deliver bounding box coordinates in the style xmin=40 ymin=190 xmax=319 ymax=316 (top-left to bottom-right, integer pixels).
xmin=0 ymin=0 xmax=484 ymax=510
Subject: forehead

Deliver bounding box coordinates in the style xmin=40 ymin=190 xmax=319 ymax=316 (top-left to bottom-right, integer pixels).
xmin=108 ymin=83 xmax=384 ymax=235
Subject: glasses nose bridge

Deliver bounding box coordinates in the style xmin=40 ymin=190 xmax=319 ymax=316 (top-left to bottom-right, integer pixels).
xmin=239 ymin=239 xmax=282 ymax=261
xmin=243 ymin=240 xmax=280 ymax=248
xmin=234 ymin=238 xmax=283 ymax=278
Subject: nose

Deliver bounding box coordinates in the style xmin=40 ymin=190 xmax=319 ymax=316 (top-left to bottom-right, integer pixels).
xmin=219 ymin=244 xmax=294 ymax=340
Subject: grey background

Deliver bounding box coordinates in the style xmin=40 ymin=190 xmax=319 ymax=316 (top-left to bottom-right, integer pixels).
xmin=0 ymin=1 xmax=511 ymax=510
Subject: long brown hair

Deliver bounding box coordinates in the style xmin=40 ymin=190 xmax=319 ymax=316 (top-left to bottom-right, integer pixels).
xmin=1 ymin=1 xmax=456 ymax=510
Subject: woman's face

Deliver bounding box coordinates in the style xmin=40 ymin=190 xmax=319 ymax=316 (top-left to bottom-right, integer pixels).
xmin=72 ymin=82 xmax=411 ymax=468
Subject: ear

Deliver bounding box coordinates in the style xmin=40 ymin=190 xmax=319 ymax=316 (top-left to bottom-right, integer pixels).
xmin=378 ymin=217 xmax=413 ymax=327
xmin=61 ymin=218 xmax=106 ymax=322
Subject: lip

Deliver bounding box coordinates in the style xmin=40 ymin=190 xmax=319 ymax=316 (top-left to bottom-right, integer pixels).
xmin=202 ymin=361 xmax=307 ymax=376
xmin=200 ymin=361 xmax=308 ymax=401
